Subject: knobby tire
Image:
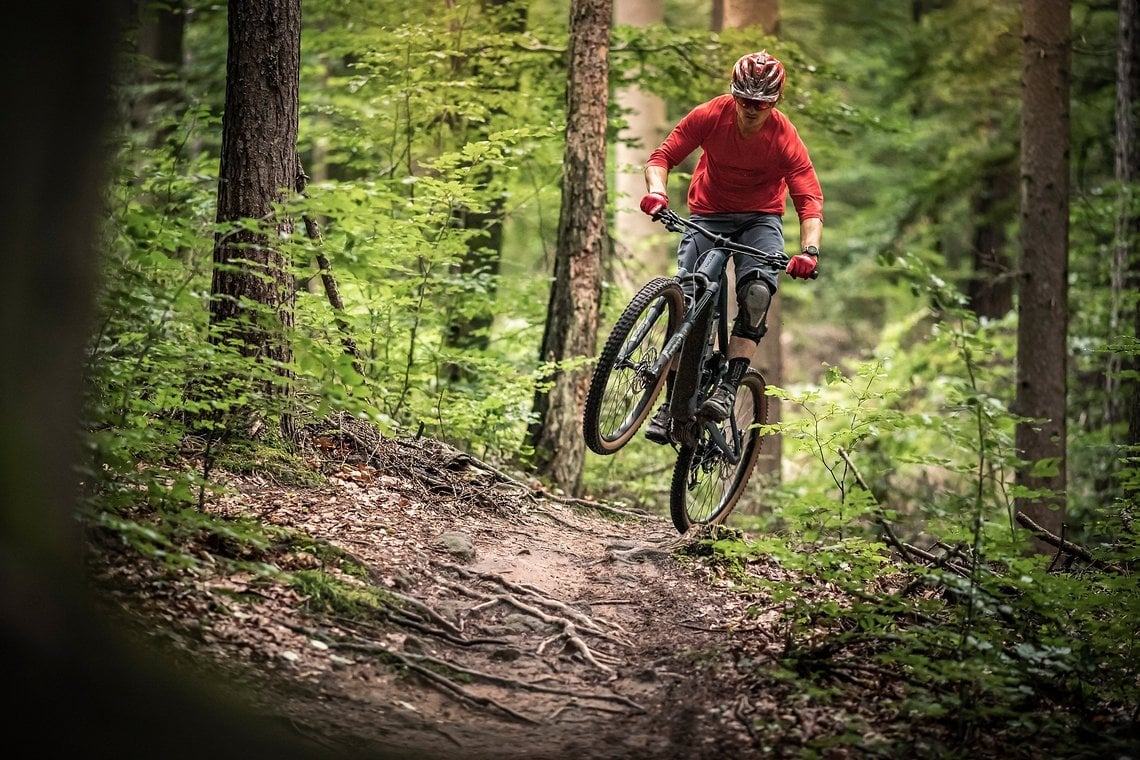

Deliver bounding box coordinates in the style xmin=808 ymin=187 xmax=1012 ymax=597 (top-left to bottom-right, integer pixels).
xmin=583 ymin=278 xmax=685 ymax=455
xmin=669 ymin=370 xmax=768 ymax=532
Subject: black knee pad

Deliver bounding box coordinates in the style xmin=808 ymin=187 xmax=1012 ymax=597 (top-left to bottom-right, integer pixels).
xmin=731 ymin=279 xmax=771 ymax=342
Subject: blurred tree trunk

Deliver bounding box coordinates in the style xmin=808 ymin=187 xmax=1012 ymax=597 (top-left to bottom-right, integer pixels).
xmin=714 ymin=0 xmax=784 ymax=487
xmin=443 ymin=0 xmax=526 ymax=383
xmin=613 ymin=0 xmax=667 ymax=293
xmin=1 ymin=2 xmax=321 ymax=755
xmin=1111 ymin=0 xmax=1140 ymax=476
xmin=209 ymin=0 xmax=302 ymax=433
xmin=712 ymin=0 xmax=779 ymax=34
xmin=528 ymin=0 xmax=611 ymax=495
xmin=131 ymin=0 xmax=185 ymax=146
xmin=967 ymin=157 xmax=1016 ymax=319
xmin=1015 ymin=0 xmax=1070 ymax=553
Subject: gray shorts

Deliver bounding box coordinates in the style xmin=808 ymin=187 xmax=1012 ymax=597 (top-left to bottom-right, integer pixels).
xmin=675 ymin=213 xmax=784 ymax=294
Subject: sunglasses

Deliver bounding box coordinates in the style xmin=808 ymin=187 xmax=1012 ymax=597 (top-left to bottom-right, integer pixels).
xmin=735 ymin=97 xmax=775 ymax=111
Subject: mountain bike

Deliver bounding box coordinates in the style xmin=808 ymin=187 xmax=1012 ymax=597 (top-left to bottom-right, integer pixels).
xmin=582 ymin=209 xmax=814 ymax=533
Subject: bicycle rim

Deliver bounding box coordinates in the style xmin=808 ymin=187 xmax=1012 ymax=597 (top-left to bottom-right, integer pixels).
xmin=669 ymin=371 xmax=767 ymax=532
xmin=583 ymin=278 xmax=684 ymax=455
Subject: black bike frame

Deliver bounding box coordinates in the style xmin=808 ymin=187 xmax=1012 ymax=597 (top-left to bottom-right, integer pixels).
xmin=652 ymin=211 xmax=790 ymax=454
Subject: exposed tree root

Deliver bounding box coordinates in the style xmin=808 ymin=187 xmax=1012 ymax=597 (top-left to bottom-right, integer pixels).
xmin=291 ymin=624 xmax=644 ymax=725
xmin=440 ymin=561 xmax=630 ymax=637
xmin=604 ymin=524 xmax=711 ymax=564
xmin=427 ymin=563 xmax=633 ymax=674
xmin=374 ymin=644 xmax=540 ymax=724
xmin=399 ymin=649 xmax=644 ymax=712
xmin=384 ymin=588 xmax=465 ymax=635
xmin=432 ymin=574 xmax=625 ymax=673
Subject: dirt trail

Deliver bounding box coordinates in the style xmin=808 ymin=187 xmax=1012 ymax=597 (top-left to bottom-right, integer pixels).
xmin=92 ymin=434 xmax=788 ymax=759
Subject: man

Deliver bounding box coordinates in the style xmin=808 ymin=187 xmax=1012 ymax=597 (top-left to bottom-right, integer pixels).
xmin=639 ymin=50 xmax=823 ymax=444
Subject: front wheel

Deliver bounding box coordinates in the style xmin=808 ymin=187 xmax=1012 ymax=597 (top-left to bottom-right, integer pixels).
xmin=583 ymin=278 xmax=685 ymax=455
xmin=669 ymin=370 xmax=768 ymax=532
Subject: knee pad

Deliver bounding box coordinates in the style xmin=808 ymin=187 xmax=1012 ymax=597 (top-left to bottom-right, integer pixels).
xmin=731 ymin=279 xmax=771 ymax=342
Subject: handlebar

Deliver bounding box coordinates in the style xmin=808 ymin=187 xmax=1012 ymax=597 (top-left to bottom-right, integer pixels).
xmin=653 ymin=209 xmax=819 ymax=280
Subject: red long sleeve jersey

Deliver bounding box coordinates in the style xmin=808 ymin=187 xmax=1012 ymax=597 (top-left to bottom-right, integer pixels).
xmin=646 ymin=95 xmax=823 ymax=220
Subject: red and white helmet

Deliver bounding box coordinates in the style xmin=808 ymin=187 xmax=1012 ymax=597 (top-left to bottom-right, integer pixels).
xmin=730 ymin=51 xmax=786 ymax=102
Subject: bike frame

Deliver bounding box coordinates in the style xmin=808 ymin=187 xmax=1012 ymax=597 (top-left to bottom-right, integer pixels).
xmin=646 ymin=210 xmax=790 ymax=452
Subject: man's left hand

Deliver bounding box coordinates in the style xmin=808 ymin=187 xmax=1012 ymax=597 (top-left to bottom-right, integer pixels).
xmin=786 ymin=247 xmax=818 ymax=279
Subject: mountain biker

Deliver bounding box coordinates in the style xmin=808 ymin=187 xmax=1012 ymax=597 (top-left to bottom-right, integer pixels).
xmin=639 ymin=50 xmax=823 ymax=444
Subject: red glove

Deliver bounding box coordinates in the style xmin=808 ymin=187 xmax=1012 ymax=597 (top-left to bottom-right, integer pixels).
xmin=639 ymin=191 xmax=668 ymax=217
xmin=786 ymin=247 xmax=818 ymax=279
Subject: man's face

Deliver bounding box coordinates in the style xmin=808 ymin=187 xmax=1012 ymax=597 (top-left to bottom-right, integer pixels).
xmin=734 ymin=96 xmax=775 ymax=128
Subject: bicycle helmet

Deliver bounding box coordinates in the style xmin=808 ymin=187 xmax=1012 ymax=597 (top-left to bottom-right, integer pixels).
xmin=730 ymin=51 xmax=786 ymax=102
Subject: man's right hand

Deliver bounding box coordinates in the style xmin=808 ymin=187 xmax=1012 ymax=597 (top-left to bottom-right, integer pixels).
xmin=639 ymin=191 xmax=668 ymax=217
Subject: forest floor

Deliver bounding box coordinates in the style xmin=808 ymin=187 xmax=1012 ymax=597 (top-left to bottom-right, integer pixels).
xmin=80 ymin=422 xmax=1130 ymax=759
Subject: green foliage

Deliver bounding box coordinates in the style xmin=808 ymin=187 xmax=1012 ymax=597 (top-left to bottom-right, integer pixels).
xmin=697 ymin=524 xmax=1138 ymax=754
xmin=89 ymin=1 xmax=575 ymax=516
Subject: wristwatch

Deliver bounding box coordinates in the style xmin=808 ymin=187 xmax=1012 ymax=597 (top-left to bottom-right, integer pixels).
xmin=801 ymin=245 xmax=819 ymax=257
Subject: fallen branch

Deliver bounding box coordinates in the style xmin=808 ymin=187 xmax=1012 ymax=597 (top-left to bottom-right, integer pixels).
xmin=1015 ymin=511 xmax=1119 ymax=572
xmin=899 ymin=542 xmax=971 ymax=578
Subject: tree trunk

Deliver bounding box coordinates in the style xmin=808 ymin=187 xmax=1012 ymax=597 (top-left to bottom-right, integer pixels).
xmin=528 ymin=0 xmax=612 ymax=495
xmin=1015 ymin=0 xmax=1070 ymax=553
xmin=613 ymin=0 xmax=668 ymax=293
xmin=209 ymin=0 xmax=302 ymax=419
xmin=714 ymin=0 xmax=783 ymax=488
xmin=968 ymin=158 xmax=1017 ymax=319
xmin=711 ymin=0 xmax=779 ymax=34
xmin=1 ymin=3 xmax=323 ymax=755
xmin=132 ymin=0 xmax=185 ymax=146
xmin=443 ymin=0 xmax=525 ymax=382
xmin=1112 ymin=0 xmax=1140 ymax=474
xmin=445 ymin=187 xmax=506 ymax=383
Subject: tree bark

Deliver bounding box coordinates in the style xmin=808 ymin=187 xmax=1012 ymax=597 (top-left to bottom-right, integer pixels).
xmin=209 ymin=0 xmax=302 ymax=410
xmin=1015 ymin=0 xmax=1071 ymax=553
xmin=528 ymin=0 xmax=612 ymax=495
xmin=442 ymin=0 xmax=526 ymax=383
xmin=0 ymin=2 xmax=322 ymax=755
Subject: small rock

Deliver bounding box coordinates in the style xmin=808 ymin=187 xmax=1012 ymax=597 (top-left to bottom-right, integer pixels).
xmin=434 ymin=532 xmax=475 ymax=562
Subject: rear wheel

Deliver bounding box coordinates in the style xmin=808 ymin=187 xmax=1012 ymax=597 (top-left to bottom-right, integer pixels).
xmin=669 ymin=370 xmax=767 ymax=532
xmin=583 ymin=278 xmax=684 ymax=455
